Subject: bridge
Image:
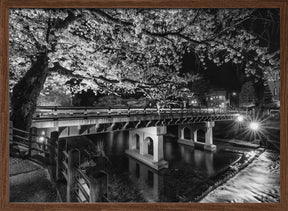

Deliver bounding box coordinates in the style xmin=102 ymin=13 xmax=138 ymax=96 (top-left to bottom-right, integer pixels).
xmin=10 ymin=106 xmax=245 ymax=202
xmin=29 ymin=106 xmax=245 ymax=170
xmin=32 ymin=106 xmax=243 ymax=135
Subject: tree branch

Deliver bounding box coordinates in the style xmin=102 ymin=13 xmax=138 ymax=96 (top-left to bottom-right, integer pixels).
xmin=53 ymin=9 xmax=84 ymax=31
xmin=89 ymin=9 xmax=133 ymax=27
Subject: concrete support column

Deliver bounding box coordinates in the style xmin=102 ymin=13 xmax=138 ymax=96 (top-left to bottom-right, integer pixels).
xmin=190 ymin=128 xmax=194 ymax=140
xmin=128 ymin=131 xmax=135 ymax=150
xmin=178 ymin=126 xmax=184 ymax=140
xmin=153 ymin=135 xmax=164 ymax=162
xmin=193 ymin=130 xmax=197 ymax=142
xmin=142 ymin=137 xmax=148 ymax=155
xmin=203 ymin=121 xmax=216 ymax=151
xmin=205 ymin=127 xmax=213 ymax=145
xmin=205 ymin=121 xmax=215 ymax=145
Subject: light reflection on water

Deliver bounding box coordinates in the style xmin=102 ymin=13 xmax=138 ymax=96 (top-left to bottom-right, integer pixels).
xmin=83 ymin=129 xmax=244 ymax=202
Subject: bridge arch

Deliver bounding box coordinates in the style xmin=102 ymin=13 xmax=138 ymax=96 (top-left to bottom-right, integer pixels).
xmin=132 ymin=133 xmax=141 ymax=151
xmin=144 ymin=137 xmax=154 ymax=156
xmin=183 ymin=127 xmax=191 ymax=139
xmin=196 ymin=129 xmax=206 ymax=143
xmin=135 ymin=134 xmax=140 ymax=150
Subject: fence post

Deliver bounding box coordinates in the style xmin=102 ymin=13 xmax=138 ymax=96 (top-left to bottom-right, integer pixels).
xmin=56 ymin=138 xmax=66 ymax=181
xmin=66 ymin=150 xmax=73 ymax=202
xmin=49 ymin=131 xmax=59 ymax=180
xmin=28 ymin=127 xmax=38 ymax=158
xmin=67 ymin=149 xmax=80 ymax=202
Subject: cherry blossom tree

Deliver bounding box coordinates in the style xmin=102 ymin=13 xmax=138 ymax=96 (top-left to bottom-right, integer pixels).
xmin=239 ymin=81 xmax=256 ymax=108
xmin=9 ymin=8 xmax=279 ymax=130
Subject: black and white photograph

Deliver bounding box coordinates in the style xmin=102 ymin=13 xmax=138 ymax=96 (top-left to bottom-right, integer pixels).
xmin=8 ymin=8 xmax=280 ymax=203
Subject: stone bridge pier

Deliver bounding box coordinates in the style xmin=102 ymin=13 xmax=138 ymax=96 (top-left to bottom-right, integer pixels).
xmin=177 ymin=121 xmax=216 ymax=151
xmin=125 ymin=126 xmax=168 ymax=170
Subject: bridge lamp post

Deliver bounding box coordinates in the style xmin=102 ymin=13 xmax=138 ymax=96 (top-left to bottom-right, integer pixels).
xmin=249 ymin=122 xmax=260 ymax=131
xmin=248 ymin=121 xmax=263 ymax=145
xmin=38 ymin=131 xmax=46 ymax=144
xmin=38 ymin=136 xmax=45 ymax=143
xmin=236 ymin=115 xmax=244 ymax=122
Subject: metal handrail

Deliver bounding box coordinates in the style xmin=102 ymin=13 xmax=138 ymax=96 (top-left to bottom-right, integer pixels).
xmin=74 ymin=168 xmax=92 ymax=203
xmin=10 ymin=124 xmax=51 ymax=156
xmin=34 ymin=106 xmax=244 ymax=119
xmin=13 ymin=127 xmax=30 ymax=135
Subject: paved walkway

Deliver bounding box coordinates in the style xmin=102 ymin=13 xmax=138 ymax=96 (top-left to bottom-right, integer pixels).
xmin=9 ymin=157 xmax=57 ymax=202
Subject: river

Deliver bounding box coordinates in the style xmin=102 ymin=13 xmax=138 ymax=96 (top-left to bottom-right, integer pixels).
xmin=67 ymin=127 xmax=268 ymax=202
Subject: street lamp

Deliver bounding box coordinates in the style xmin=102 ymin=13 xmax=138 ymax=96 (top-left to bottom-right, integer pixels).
xmin=249 ymin=121 xmax=260 ymax=131
xmin=38 ymin=136 xmax=45 ymax=143
xmin=236 ymin=115 xmax=244 ymax=122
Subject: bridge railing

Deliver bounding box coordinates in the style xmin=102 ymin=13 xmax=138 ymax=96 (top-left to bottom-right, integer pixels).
xmin=34 ymin=106 xmax=243 ymax=118
xmin=73 ymin=168 xmax=108 ymax=203
xmin=9 ymin=121 xmax=51 ymax=158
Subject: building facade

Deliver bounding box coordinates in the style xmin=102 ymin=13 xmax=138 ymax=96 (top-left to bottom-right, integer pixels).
xmin=206 ymin=90 xmax=229 ymax=108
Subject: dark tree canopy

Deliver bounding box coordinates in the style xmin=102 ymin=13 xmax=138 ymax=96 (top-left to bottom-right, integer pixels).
xmin=239 ymin=81 xmax=256 ymax=108
xmin=9 ymin=8 xmax=280 ymax=129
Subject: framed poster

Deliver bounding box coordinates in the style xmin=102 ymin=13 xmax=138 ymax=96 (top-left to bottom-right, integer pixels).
xmin=0 ymin=0 xmax=287 ymax=211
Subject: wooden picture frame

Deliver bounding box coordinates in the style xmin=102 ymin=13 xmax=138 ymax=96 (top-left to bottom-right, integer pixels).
xmin=0 ymin=0 xmax=287 ymax=210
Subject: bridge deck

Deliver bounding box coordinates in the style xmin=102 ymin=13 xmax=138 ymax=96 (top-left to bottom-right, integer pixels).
xmin=32 ymin=107 xmax=244 ymax=128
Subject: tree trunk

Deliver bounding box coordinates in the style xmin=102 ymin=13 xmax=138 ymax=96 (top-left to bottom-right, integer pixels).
xmin=11 ymin=52 xmax=49 ymax=131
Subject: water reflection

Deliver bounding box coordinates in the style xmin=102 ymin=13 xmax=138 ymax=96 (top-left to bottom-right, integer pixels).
xmin=84 ymin=129 xmax=243 ymax=202
xmin=128 ymin=157 xmax=164 ymax=202
xmin=164 ymin=140 xmax=236 ymax=178
xmin=89 ymin=131 xmax=129 ymax=156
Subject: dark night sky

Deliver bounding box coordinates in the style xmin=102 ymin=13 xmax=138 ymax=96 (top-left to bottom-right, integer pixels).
xmin=181 ymin=53 xmax=242 ymax=91
xmin=180 ymin=8 xmax=279 ymax=93
xmin=204 ymin=63 xmax=241 ymax=91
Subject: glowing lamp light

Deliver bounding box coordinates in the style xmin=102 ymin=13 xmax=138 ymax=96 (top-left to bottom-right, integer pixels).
xmin=41 ymin=131 xmax=46 ymax=135
xmin=236 ymin=115 xmax=244 ymax=122
xmin=38 ymin=136 xmax=45 ymax=143
xmin=249 ymin=122 xmax=260 ymax=131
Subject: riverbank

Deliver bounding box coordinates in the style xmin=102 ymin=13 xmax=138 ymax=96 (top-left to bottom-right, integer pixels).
xmin=199 ymin=150 xmax=280 ymax=203
xmin=191 ymin=147 xmax=265 ymax=202
xmin=8 ymin=136 xmax=279 ymax=203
